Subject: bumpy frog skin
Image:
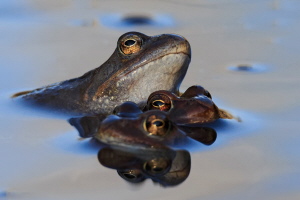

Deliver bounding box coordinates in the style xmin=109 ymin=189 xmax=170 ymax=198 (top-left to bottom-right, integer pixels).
xmin=98 ymin=147 xmax=191 ymax=187
xmin=146 ymin=85 xmax=235 ymax=124
xmin=12 ymin=32 xmax=191 ymax=116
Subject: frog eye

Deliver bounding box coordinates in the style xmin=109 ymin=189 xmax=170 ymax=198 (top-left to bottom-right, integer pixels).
xmin=143 ymin=158 xmax=171 ymax=176
xmin=152 ymin=100 xmax=165 ymax=108
xmin=148 ymin=94 xmax=172 ymax=111
xmin=120 ymin=35 xmax=142 ymax=55
xmin=117 ymin=169 xmax=145 ymax=183
xmin=143 ymin=114 xmax=170 ymax=137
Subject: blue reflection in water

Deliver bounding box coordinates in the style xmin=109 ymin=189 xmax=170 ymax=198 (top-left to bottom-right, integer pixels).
xmin=52 ymin=131 xmax=104 ymax=155
xmin=100 ymin=13 xmax=175 ymax=29
xmin=0 ymin=190 xmax=7 ymax=197
xmin=228 ymin=63 xmax=269 ymax=73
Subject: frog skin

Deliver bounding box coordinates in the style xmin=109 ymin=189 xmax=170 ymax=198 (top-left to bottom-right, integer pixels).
xmin=146 ymin=85 xmax=235 ymax=124
xmin=12 ymin=32 xmax=191 ymax=116
xmin=93 ymin=101 xmax=217 ymax=148
xmin=95 ymin=102 xmax=188 ymax=149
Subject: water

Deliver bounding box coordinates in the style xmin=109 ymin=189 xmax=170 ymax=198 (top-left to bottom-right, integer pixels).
xmin=100 ymin=13 xmax=175 ymax=29
xmin=227 ymin=63 xmax=269 ymax=73
xmin=1 ymin=0 xmax=300 ymax=199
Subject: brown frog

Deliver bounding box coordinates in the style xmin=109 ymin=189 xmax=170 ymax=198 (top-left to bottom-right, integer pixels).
xmin=93 ymin=101 xmax=217 ymax=149
xmin=12 ymin=32 xmax=191 ymax=116
xmin=146 ymin=85 xmax=236 ymax=124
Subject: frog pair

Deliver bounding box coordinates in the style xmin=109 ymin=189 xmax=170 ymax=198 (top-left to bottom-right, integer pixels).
xmin=91 ymin=85 xmax=234 ymax=149
xmin=12 ymin=32 xmax=234 ymax=149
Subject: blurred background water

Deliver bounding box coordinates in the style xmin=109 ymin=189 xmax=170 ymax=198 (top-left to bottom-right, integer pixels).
xmin=1 ymin=0 xmax=300 ymax=199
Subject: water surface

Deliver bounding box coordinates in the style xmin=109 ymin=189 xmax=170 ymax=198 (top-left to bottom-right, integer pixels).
xmin=1 ymin=0 xmax=300 ymax=199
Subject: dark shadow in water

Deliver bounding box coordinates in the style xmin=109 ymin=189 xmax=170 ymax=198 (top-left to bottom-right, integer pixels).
xmin=100 ymin=13 xmax=175 ymax=29
xmin=227 ymin=63 xmax=268 ymax=73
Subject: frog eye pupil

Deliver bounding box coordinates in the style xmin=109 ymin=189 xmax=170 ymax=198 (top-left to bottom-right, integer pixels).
xmin=143 ymin=159 xmax=170 ymax=175
xmin=153 ymin=120 xmax=163 ymax=127
xmin=152 ymin=100 xmax=165 ymax=108
xmin=123 ymin=173 xmax=136 ymax=179
xmin=153 ymin=167 xmax=163 ymax=172
xmin=125 ymin=39 xmax=136 ymax=46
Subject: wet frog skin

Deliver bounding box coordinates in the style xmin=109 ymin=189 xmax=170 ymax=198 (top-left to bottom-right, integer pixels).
xmin=146 ymin=85 xmax=235 ymax=124
xmin=93 ymin=101 xmax=217 ymax=149
xmin=12 ymin=32 xmax=191 ymax=116
xmin=95 ymin=102 xmax=187 ymax=149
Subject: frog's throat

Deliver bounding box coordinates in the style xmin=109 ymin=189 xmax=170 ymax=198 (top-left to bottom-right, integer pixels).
xmin=90 ymin=51 xmax=190 ymax=101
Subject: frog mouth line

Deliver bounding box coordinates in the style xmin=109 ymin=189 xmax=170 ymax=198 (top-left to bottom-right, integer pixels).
xmin=92 ymin=51 xmax=190 ymax=100
xmin=121 ymin=51 xmax=191 ymax=79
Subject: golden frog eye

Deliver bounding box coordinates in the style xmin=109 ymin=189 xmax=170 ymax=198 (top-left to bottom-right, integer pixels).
xmin=120 ymin=35 xmax=142 ymax=55
xmin=143 ymin=158 xmax=171 ymax=175
xmin=148 ymin=94 xmax=172 ymax=111
xmin=117 ymin=169 xmax=145 ymax=183
xmin=152 ymin=100 xmax=165 ymax=108
xmin=143 ymin=114 xmax=170 ymax=137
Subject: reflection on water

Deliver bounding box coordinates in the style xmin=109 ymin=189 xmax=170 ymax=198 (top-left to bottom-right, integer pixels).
xmin=50 ymin=84 xmax=234 ymax=187
xmin=100 ymin=13 xmax=175 ymax=29
xmin=0 ymin=190 xmax=7 ymax=197
xmin=68 ymin=100 xmax=221 ymax=186
xmin=98 ymin=147 xmax=190 ymax=187
xmin=227 ymin=62 xmax=269 ymax=73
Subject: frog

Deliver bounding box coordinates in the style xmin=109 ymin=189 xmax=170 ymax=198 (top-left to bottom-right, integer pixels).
xmin=93 ymin=101 xmax=217 ymax=148
xmin=12 ymin=32 xmax=191 ymax=116
xmin=145 ymin=85 xmax=237 ymax=124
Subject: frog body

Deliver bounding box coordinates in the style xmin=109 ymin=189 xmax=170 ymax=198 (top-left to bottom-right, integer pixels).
xmin=13 ymin=32 xmax=191 ymax=116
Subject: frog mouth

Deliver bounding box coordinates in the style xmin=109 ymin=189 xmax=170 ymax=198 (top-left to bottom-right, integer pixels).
xmin=121 ymin=51 xmax=191 ymax=78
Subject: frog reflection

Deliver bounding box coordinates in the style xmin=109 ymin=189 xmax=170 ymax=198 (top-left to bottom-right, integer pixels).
xmin=70 ymin=101 xmax=217 ymax=148
xmin=146 ymin=85 xmax=236 ymax=124
xmin=98 ymin=147 xmax=191 ymax=187
xmin=70 ymin=101 xmax=219 ymax=187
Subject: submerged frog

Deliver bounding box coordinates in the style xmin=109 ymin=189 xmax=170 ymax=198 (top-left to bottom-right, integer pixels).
xmin=12 ymin=32 xmax=191 ymax=116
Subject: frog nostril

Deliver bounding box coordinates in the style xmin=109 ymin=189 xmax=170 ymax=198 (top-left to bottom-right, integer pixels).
xmin=125 ymin=39 xmax=136 ymax=46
